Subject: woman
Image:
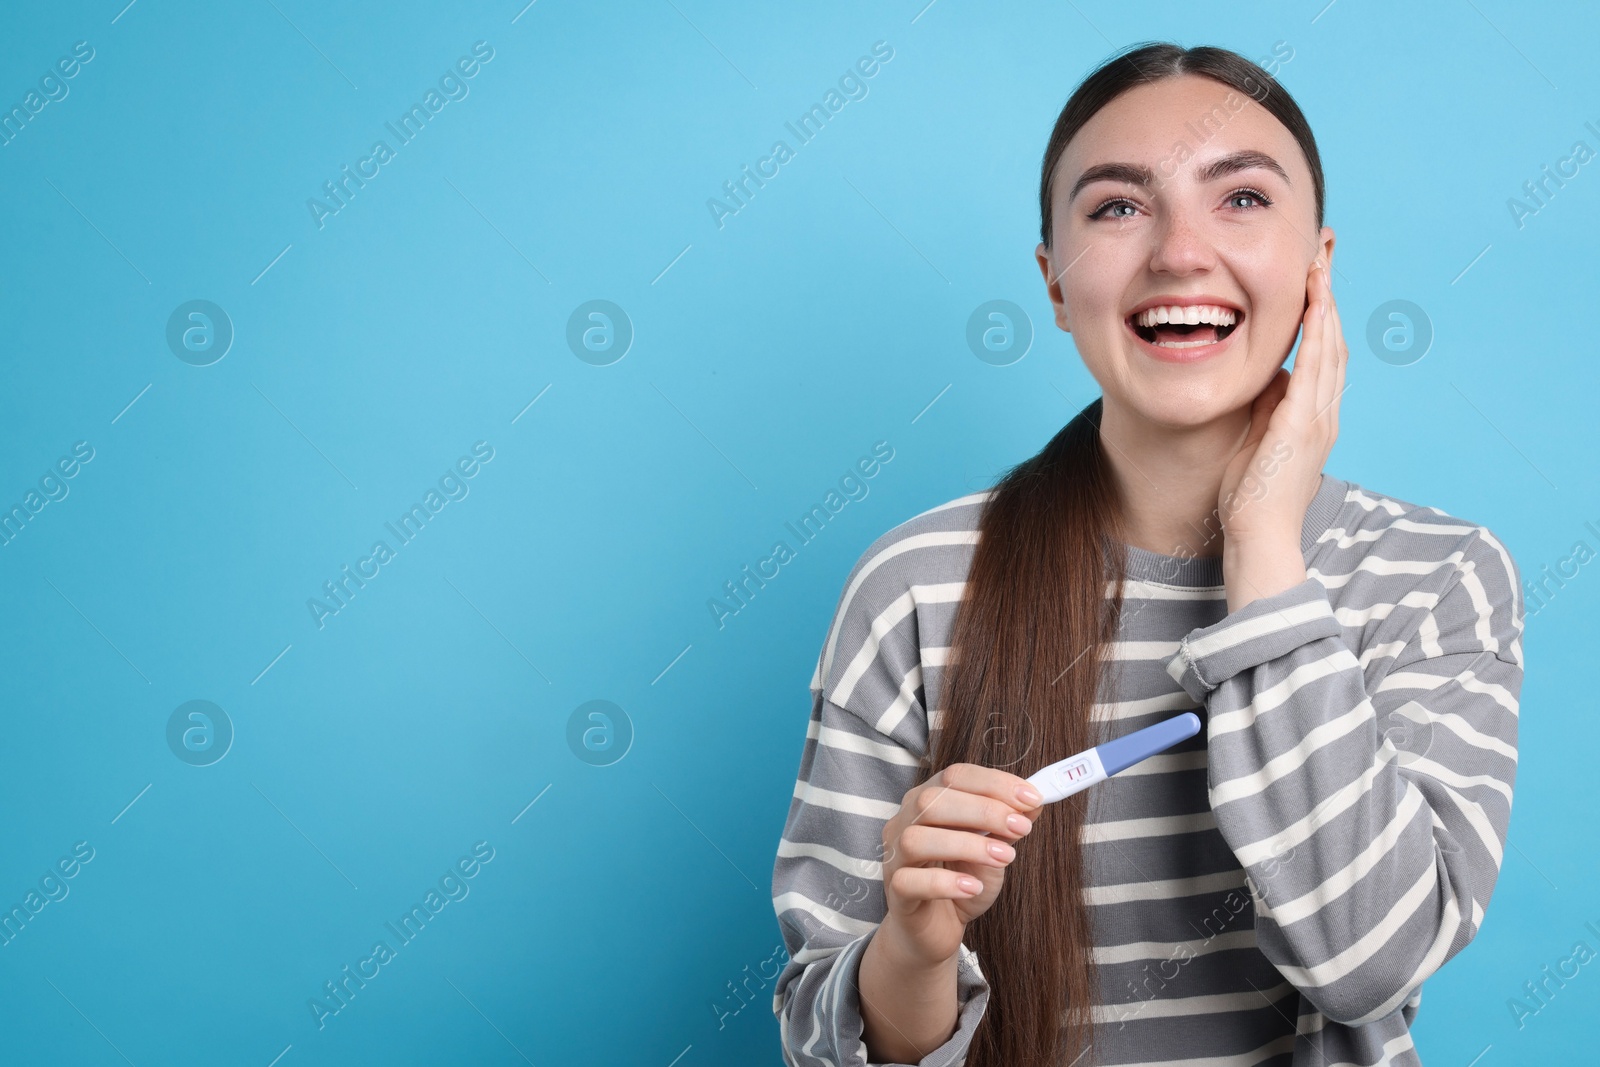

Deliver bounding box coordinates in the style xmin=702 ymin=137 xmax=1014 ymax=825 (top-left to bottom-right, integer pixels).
xmin=771 ymin=42 xmax=1523 ymax=1067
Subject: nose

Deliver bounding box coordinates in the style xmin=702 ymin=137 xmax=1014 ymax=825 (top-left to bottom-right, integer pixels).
xmin=1146 ymin=204 xmax=1217 ymax=276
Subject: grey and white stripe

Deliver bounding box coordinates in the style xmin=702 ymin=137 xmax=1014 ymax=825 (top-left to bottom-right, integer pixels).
xmin=771 ymin=473 xmax=1523 ymax=1066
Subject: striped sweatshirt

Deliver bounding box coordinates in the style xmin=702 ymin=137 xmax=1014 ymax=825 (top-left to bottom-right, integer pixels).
xmin=770 ymin=472 xmax=1524 ymax=1066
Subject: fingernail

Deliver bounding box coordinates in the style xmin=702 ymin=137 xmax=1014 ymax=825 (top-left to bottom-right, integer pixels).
xmin=957 ymin=877 xmax=981 ymax=894
xmin=1007 ymin=813 xmax=1033 ymax=833
xmin=1321 ymin=300 xmax=1328 ymax=319
xmin=988 ymin=842 xmax=1016 ymax=861
xmin=1016 ymin=786 xmax=1042 ymax=806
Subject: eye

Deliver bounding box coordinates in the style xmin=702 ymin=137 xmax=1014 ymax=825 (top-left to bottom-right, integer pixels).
xmin=1087 ymin=197 xmax=1139 ymax=221
xmin=1226 ymin=186 xmax=1273 ymax=210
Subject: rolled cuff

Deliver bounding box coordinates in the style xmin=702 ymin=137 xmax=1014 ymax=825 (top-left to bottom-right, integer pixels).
xmin=1165 ymin=578 xmax=1343 ymax=703
xmin=829 ymin=929 xmax=991 ymax=1067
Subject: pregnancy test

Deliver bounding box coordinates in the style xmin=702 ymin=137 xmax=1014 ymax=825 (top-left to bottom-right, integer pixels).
xmin=1024 ymin=711 xmax=1202 ymax=803
xmin=971 ymin=713 xmax=1202 ymax=842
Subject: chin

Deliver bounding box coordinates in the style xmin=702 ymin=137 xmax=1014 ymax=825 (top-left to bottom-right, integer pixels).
xmin=1118 ymin=383 xmax=1244 ymax=429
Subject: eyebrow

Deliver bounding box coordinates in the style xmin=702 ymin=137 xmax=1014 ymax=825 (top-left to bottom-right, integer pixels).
xmin=1067 ymin=150 xmax=1291 ymax=203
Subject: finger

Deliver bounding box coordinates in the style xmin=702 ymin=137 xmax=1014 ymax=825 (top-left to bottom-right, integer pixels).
xmin=1315 ymin=266 xmax=1342 ymax=417
xmin=905 ymin=776 xmax=1036 ymax=842
xmin=886 ymin=864 xmax=984 ymax=904
xmin=1310 ymin=263 xmax=1334 ymax=412
xmin=1325 ymin=280 xmax=1348 ymax=426
xmin=1332 ymin=301 xmax=1347 ymax=429
xmin=1288 ymin=263 xmax=1326 ymax=417
xmin=896 ymin=824 xmax=1017 ymax=870
xmin=930 ymin=762 xmax=1045 ymax=816
xmin=904 ymin=785 xmax=1035 ymax=843
xmin=1235 ymin=367 xmax=1287 ymax=459
xmin=1248 ymin=369 xmax=1286 ymax=431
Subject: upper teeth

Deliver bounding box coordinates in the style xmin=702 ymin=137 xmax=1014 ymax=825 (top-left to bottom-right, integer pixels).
xmin=1134 ymin=304 xmax=1238 ymax=328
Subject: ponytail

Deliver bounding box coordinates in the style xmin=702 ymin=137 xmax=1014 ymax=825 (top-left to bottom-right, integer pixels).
xmin=924 ymin=397 xmax=1125 ymax=1065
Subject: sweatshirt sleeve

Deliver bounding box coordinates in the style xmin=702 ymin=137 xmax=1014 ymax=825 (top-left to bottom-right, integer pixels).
xmin=771 ymin=560 xmax=991 ymax=1065
xmin=1164 ymin=524 xmax=1524 ymax=1026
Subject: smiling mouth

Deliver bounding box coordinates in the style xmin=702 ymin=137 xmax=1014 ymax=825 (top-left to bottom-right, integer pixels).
xmin=1127 ymin=306 xmax=1243 ymax=349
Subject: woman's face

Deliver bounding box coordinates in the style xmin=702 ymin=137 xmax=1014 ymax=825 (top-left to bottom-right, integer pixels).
xmin=1036 ymin=74 xmax=1334 ymax=428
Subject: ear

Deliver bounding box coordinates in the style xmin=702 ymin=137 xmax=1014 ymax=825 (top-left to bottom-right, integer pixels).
xmin=1035 ymin=241 xmax=1071 ymax=332
xmin=1314 ymin=225 xmax=1336 ymax=273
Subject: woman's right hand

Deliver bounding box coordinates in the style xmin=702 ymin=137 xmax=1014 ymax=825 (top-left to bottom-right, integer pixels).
xmin=877 ymin=762 xmax=1043 ymax=969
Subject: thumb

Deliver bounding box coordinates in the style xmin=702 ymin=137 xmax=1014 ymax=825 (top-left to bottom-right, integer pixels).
xmin=1241 ymin=368 xmax=1290 ymax=455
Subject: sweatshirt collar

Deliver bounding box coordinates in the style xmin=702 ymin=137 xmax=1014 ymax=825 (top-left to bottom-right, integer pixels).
xmin=1115 ymin=472 xmax=1348 ymax=588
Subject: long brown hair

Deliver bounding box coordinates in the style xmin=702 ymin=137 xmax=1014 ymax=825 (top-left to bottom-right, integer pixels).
xmin=923 ymin=42 xmax=1326 ymax=1066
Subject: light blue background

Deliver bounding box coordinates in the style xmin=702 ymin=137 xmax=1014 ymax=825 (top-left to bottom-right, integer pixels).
xmin=1 ymin=1 xmax=1596 ymax=1063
